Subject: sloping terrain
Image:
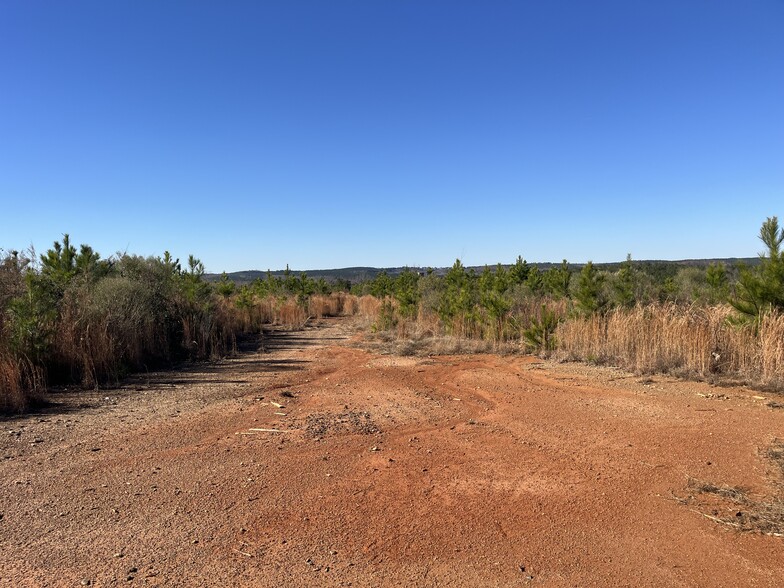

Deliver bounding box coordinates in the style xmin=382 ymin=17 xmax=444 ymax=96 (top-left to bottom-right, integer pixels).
xmin=1 ymin=318 xmax=783 ymax=587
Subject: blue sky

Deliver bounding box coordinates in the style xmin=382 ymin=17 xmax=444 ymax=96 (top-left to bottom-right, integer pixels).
xmin=1 ymin=1 xmax=782 ymax=272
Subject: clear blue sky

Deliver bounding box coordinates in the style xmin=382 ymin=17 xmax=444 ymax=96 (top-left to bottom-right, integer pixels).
xmin=1 ymin=1 xmax=782 ymax=272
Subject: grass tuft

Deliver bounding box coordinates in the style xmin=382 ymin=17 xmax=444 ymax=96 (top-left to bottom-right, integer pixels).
xmin=679 ymin=441 xmax=784 ymax=537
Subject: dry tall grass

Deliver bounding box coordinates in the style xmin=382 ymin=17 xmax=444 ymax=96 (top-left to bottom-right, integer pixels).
xmin=397 ymin=298 xmax=569 ymax=346
xmin=1 ymin=290 xmax=364 ymax=413
xmin=49 ymin=282 xmax=240 ymax=388
xmin=556 ymin=304 xmax=784 ymax=387
xmin=0 ymin=353 xmax=44 ymax=413
xmin=308 ymin=293 xmax=354 ymax=318
xmin=233 ymin=295 xmax=305 ymax=330
xmin=362 ymin=295 xmax=784 ymax=387
xmin=276 ymin=299 xmax=307 ymax=328
xmin=246 ymin=293 xmax=361 ymax=330
xmin=354 ymin=295 xmax=383 ymax=328
xmin=341 ymin=294 xmax=360 ymax=316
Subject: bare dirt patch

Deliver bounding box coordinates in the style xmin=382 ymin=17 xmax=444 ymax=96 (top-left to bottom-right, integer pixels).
xmin=2 ymin=317 xmax=784 ymax=587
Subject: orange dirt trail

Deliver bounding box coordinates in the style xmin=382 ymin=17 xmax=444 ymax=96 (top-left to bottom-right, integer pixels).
xmin=2 ymin=318 xmax=783 ymax=587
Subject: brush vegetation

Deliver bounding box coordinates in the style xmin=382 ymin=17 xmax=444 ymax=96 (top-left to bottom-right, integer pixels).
xmin=0 ymin=238 xmax=357 ymax=413
xmin=354 ymin=217 xmax=784 ymax=390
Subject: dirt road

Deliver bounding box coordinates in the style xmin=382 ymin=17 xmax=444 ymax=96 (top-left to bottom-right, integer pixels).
xmin=2 ymin=318 xmax=783 ymax=587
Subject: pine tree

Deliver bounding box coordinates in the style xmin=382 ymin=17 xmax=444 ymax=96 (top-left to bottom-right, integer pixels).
xmin=510 ymin=256 xmax=530 ymax=284
xmin=705 ymin=262 xmax=729 ymax=304
xmin=575 ymin=261 xmax=607 ymax=315
xmin=731 ymin=216 xmax=784 ymax=322
xmin=543 ymin=260 xmax=571 ymax=299
xmin=613 ymin=254 xmax=636 ymax=308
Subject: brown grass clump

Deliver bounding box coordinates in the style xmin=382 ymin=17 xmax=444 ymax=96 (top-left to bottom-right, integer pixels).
xmin=340 ymin=294 xmax=360 ymax=316
xmin=244 ymin=295 xmax=309 ymax=329
xmin=252 ymin=296 xmax=279 ymax=325
xmin=354 ymin=292 xmax=784 ymax=387
xmin=349 ymin=295 xmax=384 ymax=330
xmin=0 ymin=353 xmax=45 ymax=413
xmin=555 ymin=304 xmax=784 ymax=388
xmin=181 ymin=301 xmax=237 ymax=362
xmin=683 ymin=480 xmax=784 ymax=536
xmin=248 ymin=293 xmax=360 ymax=328
xmin=758 ymin=314 xmax=784 ymax=384
xmin=275 ymin=299 xmax=307 ymax=329
xmin=681 ymin=441 xmax=784 ymax=537
xmin=48 ymin=279 xmax=240 ymax=388
xmin=0 ymin=354 xmax=25 ymax=412
xmin=358 ymin=295 xmax=382 ymax=320
xmin=360 ymin=329 xmax=504 ymax=357
xmin=308 ymin=293 xmax=356 ymax=318
xmin=413 ymin=307 xmax=441 ymax=338
xmin=308 ymin=295 xmax=335 ymax=319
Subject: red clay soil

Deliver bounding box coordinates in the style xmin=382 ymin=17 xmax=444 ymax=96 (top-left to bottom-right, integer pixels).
xmin=2 ymin=318 xmax=783 ymax=587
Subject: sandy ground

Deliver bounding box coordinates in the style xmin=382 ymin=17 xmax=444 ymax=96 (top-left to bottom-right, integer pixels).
xmin=1 ymin=317 xmax=783 ymax=587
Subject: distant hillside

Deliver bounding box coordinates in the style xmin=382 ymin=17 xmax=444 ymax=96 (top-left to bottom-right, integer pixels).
xmin=206 ymin=257 xmax=760 ymax=285
xmin=205 ymin=267 xmax=420 ymax=284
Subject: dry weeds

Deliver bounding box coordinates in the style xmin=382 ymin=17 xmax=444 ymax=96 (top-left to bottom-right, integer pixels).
xmin=0 ymin=353 xmax=45 ymax=413
xmin=678 ymin=440 xmax=784 ymax=537
xmin=360 ymin=328 xmax=517 ymax=357
xmin=556 ymin=304 xmax=784 ymax=390
xmin=308 ymin=294 xmax=349 ymax=318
